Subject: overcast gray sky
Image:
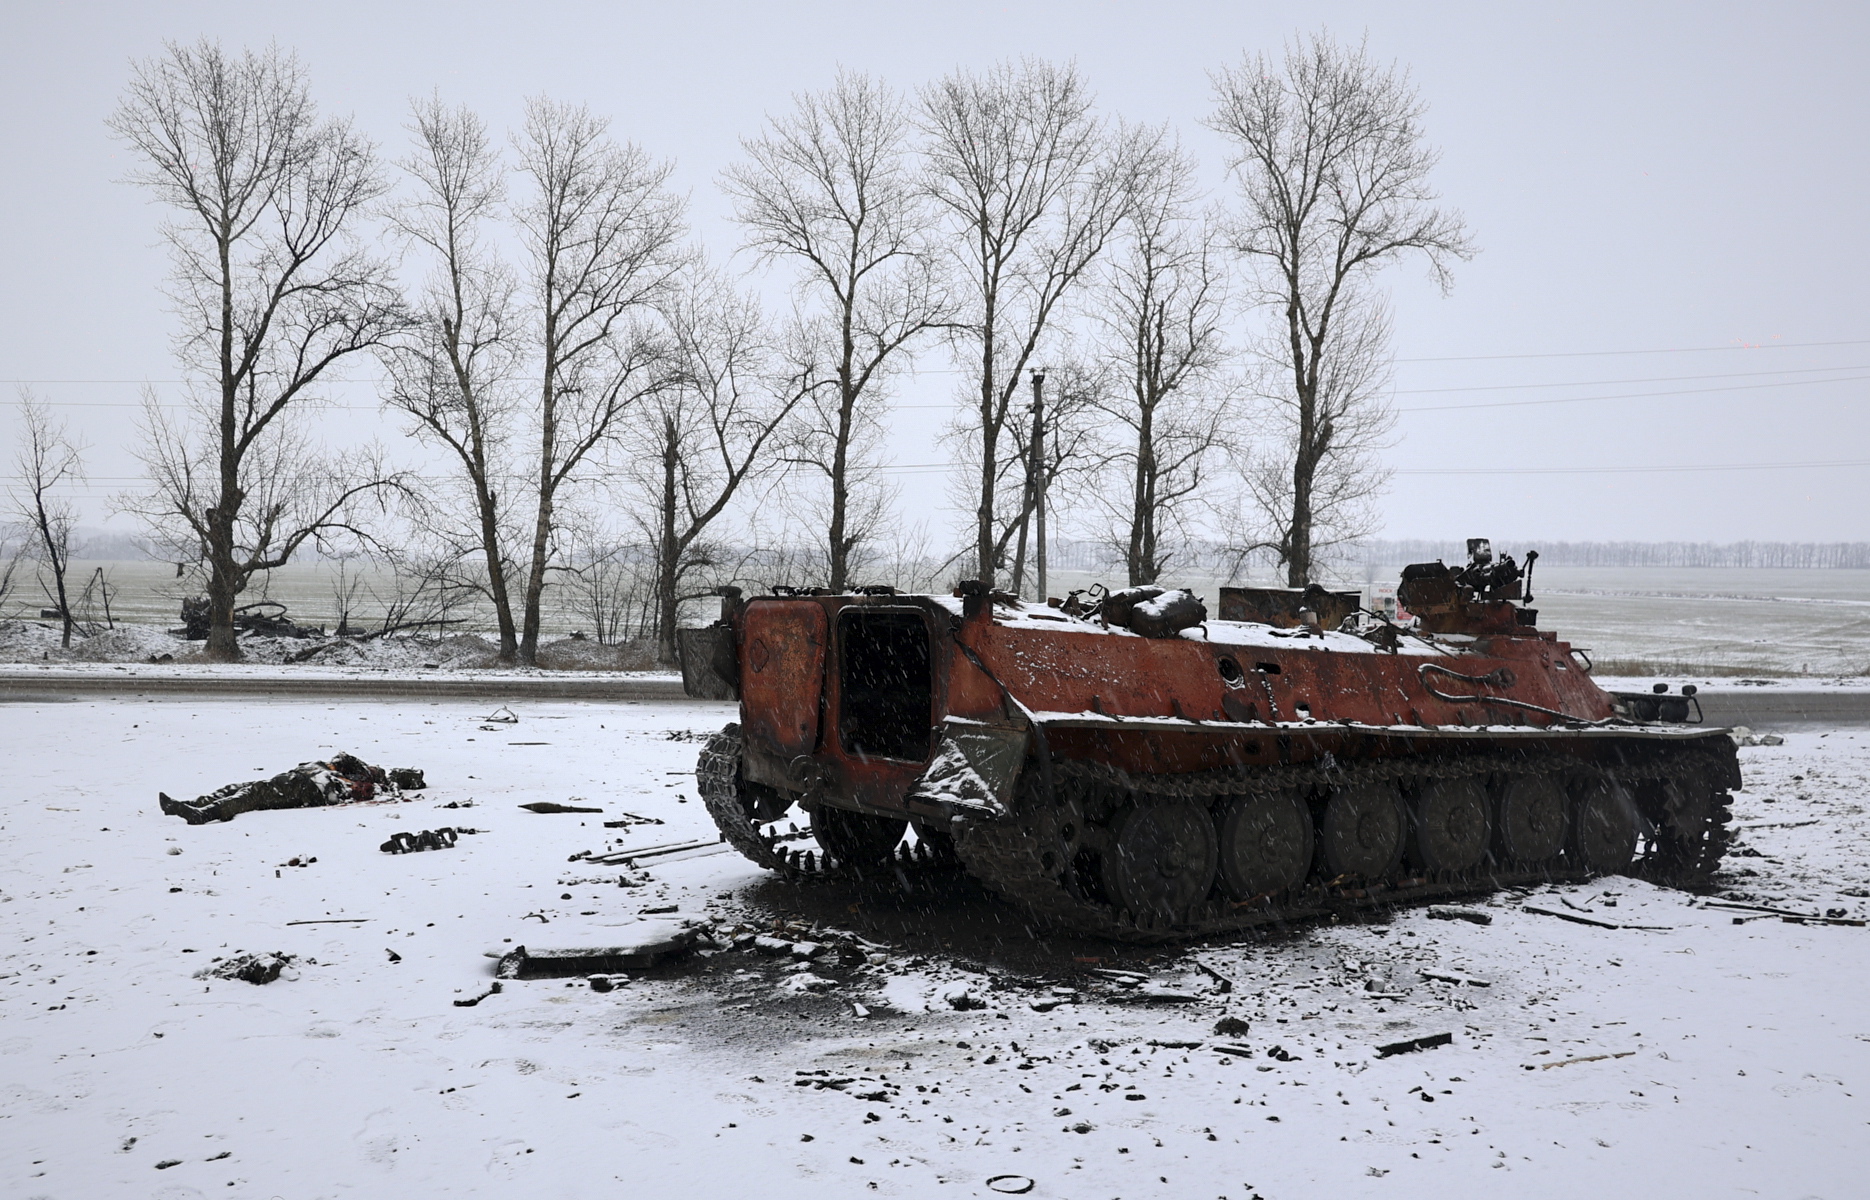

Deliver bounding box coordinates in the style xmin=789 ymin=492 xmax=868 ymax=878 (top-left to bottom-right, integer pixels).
xmin=3 ymin=0 xmax=1866 ymax=545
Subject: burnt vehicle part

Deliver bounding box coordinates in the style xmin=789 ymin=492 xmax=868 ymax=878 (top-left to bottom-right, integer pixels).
xmin=179 ymin=597 xmax=325 ymax=641
xmin=690 ymin=541 xmax=1738 ymax=942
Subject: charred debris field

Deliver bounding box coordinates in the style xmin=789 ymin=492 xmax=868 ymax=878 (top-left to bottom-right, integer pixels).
xmin=4 ymin=697 xmax=1868 ymax=1198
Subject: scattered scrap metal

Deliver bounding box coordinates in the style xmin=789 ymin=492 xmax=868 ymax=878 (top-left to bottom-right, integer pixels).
xmin=1375 ymin=1032 xmax=1453 ymax=1058
xmin=195 ymin=951 xmax=300 ymax=985
xmin=1522 ymin=903 xmax=1673 ymax=931
xmin=494 ymin=918 xmax=701 ymax=978
xmin=380 ymin=827 xmax=479 ymax=854
xmin=1527 ymin=1050 xmax=1636 ymax=1071
xmin=454 ymin=981 xmax=503 ymax=1007
xmin=178 ymin=597 xmax=325 ymax=641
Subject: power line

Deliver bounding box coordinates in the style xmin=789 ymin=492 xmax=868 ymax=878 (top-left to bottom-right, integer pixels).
xmin=1394 ymin=458 xmax=1870 ymax=476
xmin=1395 ymin=337 xmax=1870 ymax=363
xmin=17 ymin=365 xmax=1870 ymax=415
xmin=1393 ymin=362 xmax=1870 ymax=395
xmin=10 ymin=340 xmax=1870 ymax=390
xmin=1398 ymin=372 xmax=1870 ymax=414
xmin=16 ymin=452 xmax=1870 ymax=490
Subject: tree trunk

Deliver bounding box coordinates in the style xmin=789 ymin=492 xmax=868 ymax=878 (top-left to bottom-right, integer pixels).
xmin=974 ymin=296 xmax=999 ymax=588
xmin=518 ymin=348 xmax=558 ymax=665
xmin=50 ymin=547 xmax=73 ymax=649
xmin=448 ymin=313 xmax=519 ymax=664
xmin=1285 ymin=300 xmax=1317 ymax=588
xmin=204 ymin=515 xmax=241 ymax=660
xmin=206 ymin=221 xmax=243 ymax=662
xmin=826 ymin=371 xmax=854 ymax=592
xmin=518 ymin=484 xmax=552 ymax=665
xmin=475 ymin=485 xmax=518 ymax=661
xmin=1129 ymin=397 xmax=1156 ymax=585
xmin=656 ymin=420 xmax=681 ymax=665
xmin=1287 ymin=395 xmax=1317 ymax=587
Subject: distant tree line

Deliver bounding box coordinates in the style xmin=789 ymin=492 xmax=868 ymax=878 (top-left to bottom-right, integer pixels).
xmin=1348 ymin=539 xmax=1870 ymax=571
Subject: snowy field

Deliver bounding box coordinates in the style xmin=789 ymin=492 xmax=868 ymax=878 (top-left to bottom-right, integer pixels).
xmin=5 ymin=696 xmax=1870 ymax=1199
xmin=17 ymin=563 xmax=1870 ymax=677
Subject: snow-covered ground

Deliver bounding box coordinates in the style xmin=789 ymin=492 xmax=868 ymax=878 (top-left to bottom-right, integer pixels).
xmin=5 ymin=696 xmax=1869 ymax=1199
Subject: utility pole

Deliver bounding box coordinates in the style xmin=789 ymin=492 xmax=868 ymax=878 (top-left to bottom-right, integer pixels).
xmin=1030 ymin=370 xmax=1047 ymax=602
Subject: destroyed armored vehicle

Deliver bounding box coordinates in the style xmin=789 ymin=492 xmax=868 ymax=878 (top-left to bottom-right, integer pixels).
xmin=683 ymin=540 xmax=1738 ymax=941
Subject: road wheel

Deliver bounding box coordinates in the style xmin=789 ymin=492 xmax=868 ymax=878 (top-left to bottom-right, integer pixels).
xmin=1217 ymin=791 xmax=1314 ymax=900
xmin=1409 ymin=777 xmax=1491 ymax=872
xmin=1495 ymin=775 xmax=1568 ymax=865
xmin=1321 ymin=782 xmax=1405 ymax=881
xmin=811 ymin=806 xmax=907 ymax=868
xmin=1569 ymin=778 xmax=1639 ymax=874
xmin=1100 ymin=801 xmax=1218 ymax=922
xmin=1647 ymin=779 xmax=1723 ymax=882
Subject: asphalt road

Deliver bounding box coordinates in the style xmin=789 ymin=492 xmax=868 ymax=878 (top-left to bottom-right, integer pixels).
xmin=2 ymin=669 xmax=1864 ymax=728
xmin=1680 ymin=688 xmax=1870 ymax=729
xmin=0 ymin=671 xmax=689 ymax=704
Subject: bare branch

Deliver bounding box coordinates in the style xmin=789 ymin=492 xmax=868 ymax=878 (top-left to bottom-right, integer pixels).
xmin=109 ymin=40 xmax=408 ymax=658
xmin=9 ymin=390 xmax=86 ymax=646
xmin=919 ymin=59 xmax=1133 ymax=587
xmin=724 ymin=71 xmax=949 ymax=590
xmin=1208 ymin=32 xmax=1472 ymax=584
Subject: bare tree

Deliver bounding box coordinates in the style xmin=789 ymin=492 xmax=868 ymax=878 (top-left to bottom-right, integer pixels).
xmin=1234 ymin=291 xmax=1397 ymax=578
xmin=724 ymin=71 xmax=946 ymax=591
xmin=10 ymin=391 xmax=85 ymax=647
xmin=560 ymin=524 xmax=654 ymax=647
xmin=1209 ymin=33 xmax=1472 ymax=586
xmin=510 ymin=97 xmax=688 ymax=664
xmin=1086 ymin=132 xmax=1236 ymax=585
xmin=109 ymin=41 xmax=408 ymax=659
xmin=920 ymin=60 xmax=1133 ymax=588
xmin=618 ymin=266 xmax=803 ymax=663
xmin=382 ymin=97 xmax=526 ymax=659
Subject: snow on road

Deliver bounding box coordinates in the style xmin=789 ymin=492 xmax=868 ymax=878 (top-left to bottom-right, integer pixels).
xmin=4 ymin=696 xmax=1868 ymax=1199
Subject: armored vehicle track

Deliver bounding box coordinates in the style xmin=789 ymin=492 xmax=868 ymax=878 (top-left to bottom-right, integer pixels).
xmin=699 ymin=723 xmax=1736 ymax=942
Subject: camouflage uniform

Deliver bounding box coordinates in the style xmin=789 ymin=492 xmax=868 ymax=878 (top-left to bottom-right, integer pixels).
xmin=159 ymin=754 xmax=424 ymax=824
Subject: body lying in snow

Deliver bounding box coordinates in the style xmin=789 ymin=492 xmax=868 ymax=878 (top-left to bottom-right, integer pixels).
xmin=159 ymin=754 xmax=425 ymax=824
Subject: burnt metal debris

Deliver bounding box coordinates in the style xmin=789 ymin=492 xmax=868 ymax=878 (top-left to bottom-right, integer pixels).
xmin=159 ymin=754 xmax=426 ymax=824
xmin=178 ymin=597 xmax=325 ymax=641
xmin=381 ymin=827 xmax=476 ymax=854
xmin=682 ymin=536 xmax=1741 ymax=943
xmin=197 ymin=951 xmax=298 ymax=985
xmin=494 ymin=924 xmax=699 ymax=978
xmin=1375 ymin=1032 xmax=1454 ymax=1058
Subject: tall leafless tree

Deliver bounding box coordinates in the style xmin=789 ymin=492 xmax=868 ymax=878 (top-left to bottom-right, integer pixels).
xmin=920 ymin=60 xmax=1133 ymax=588
xmin=617 ymin=265 xmax=803 ymax=664
xmin=110 ymin=41 xmax=408 ymax=659
xmin=1234 ymin=291 xmax=1396 ymax=579
xmin=510 ymin=97 xmax=687 ymax=664
xmin=382 ymin=97 xmax=526 ymax=659
xmin=1087 ymin=130 xmax=1236 ymax=586
xmin=10 ymin=391 xmax=85 ymax=647
xmin=724 ymin=71 xmax=947 ymax=591
xmin=1209 ymin=33 xmax=1473 ymax=585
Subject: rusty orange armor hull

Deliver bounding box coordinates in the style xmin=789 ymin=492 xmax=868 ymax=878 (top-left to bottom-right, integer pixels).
xmin=692 ymin=582 xmax=1736 ymax=942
